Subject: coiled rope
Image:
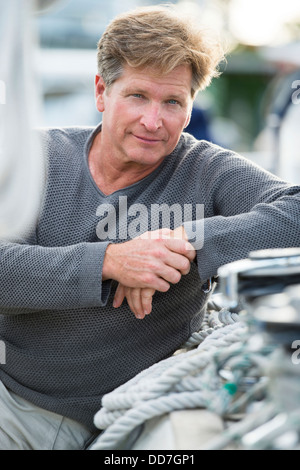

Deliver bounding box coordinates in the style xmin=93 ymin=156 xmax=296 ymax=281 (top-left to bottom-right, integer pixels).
xmin=90 ymin=309 xmax=247 ymax=450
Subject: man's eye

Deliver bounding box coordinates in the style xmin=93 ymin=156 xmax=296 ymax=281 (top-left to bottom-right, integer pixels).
xmin=168 ymin=99 xmax=179 ymax=105
xmin=132 ymin=94 xmax=143 ymax=99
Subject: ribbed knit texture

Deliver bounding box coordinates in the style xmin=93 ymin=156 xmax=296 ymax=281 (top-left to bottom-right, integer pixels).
xmin=0 ymin=124 xmax=299 ymax=430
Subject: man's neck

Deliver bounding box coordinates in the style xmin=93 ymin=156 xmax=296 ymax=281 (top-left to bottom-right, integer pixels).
xmin=88 ymin=130 xmax=160 ymax=196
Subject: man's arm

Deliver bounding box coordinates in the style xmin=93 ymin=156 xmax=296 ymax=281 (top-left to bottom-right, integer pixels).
xmin=183 ymin=149 xmax=300 ymax=282
xmin=0 ymin=228 xmax=194 ymax=316
xmin=0 ymin=239 xmax=111 ymax=313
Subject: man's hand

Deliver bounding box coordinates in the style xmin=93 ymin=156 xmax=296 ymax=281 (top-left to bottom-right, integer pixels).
xmin=113 ymin=284 xmax=155 ymax=319
xmin=103 ymin=227 xmax=195 ymax=291
xmin=104 ymin=227 xmax=195 ymax=319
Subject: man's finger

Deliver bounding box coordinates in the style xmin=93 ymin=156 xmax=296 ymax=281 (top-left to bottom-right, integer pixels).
xmin=141 ymin=288 xmax=155 ymax=316
xmin=113 ymin=283 xmax=126 ymax=308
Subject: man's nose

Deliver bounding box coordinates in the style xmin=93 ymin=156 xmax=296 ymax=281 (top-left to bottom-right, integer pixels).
xmin=140 ymin=103 xmax=162 ymax=132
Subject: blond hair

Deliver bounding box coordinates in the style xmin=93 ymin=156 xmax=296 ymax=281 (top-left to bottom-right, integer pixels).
xmin=97 ymin=5 xmax=225 ymax=97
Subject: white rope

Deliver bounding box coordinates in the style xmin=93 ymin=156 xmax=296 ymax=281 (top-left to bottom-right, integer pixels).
xmin=180 ymin=309 xmax=240 ymax=349
xmin=90 ymin=310 xmax=247 ymax=450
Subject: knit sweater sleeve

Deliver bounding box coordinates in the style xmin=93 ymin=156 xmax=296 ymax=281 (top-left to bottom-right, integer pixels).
xmin=183 ymin=146 xmax=300 ymax=281
xmin=0 ymin=236 xmax=112 ymax=314
xmin=0 ymin=127 xmax=115 ymax=314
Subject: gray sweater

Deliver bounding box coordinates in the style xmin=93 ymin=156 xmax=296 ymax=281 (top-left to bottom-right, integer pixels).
xmin=0 ymin=124 xmax=299 ymax=430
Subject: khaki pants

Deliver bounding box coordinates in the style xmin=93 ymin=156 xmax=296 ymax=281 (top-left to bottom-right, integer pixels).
xmin=0 ymin=380 xmax=95 ymax=450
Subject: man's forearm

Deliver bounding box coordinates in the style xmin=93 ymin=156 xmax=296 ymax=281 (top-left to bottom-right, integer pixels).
xmin=0 ymin=240 xmax=110 ymax=312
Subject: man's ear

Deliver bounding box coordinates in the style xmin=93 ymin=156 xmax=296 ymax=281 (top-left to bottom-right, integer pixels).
xmin=95 ymin=75 xmax=106 ymax=113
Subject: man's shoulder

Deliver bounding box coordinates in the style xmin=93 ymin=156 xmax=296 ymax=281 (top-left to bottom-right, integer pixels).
xmin=36 ymin=125 xmax=95 ymax=145
xmin=179 ymin=132 xmax=233 ymax=164
xmin=35 ymin=125 xmax=98 ymax=167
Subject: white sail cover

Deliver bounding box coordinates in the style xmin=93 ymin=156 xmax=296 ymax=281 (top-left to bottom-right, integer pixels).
xmin=0 ymin=0 xmax=45 ymax=238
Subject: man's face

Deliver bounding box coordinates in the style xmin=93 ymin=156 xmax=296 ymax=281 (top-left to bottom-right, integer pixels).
xmin=95 ymin=64 xmax=193 ymax=170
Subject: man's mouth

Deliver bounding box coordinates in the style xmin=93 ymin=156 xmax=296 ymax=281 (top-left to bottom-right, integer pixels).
xmin=133 ymin=134 xmax=162 ymax=144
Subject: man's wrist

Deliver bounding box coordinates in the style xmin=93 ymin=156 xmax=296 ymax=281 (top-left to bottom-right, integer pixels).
xmin=102 ymin=243 xmax=115 ymax=281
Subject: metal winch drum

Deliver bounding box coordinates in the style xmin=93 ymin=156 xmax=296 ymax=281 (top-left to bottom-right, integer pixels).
xmin=218 ymin=247 xmax=300 ymax=306
xmin=218 ymin=247 xmax=300 ymax=345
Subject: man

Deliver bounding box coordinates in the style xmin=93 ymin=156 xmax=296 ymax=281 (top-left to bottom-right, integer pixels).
xmin=0 ymin=5 xmax=299 ymax=450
